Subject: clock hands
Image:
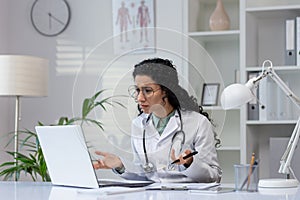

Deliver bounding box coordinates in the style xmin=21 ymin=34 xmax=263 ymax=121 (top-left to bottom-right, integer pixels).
xmin=48 ymin=12 xmax=65 ymax=29
xmin=48 ymin=13 xmax=52 ymax=29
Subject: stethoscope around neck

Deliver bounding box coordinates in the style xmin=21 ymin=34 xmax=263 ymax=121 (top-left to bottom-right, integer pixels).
xmin=141 ymin=111 xmax=185 ymax=173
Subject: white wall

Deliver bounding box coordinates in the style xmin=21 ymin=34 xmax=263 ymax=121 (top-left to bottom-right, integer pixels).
xmin=0 ymin=0 xmax=185 ymax=180
xmin=0 ymin=0 xmax=12 ymax=173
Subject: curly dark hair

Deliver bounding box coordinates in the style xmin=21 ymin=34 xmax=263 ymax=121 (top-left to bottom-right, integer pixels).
xmin=132 ymin=58 xmax=220 ymax=147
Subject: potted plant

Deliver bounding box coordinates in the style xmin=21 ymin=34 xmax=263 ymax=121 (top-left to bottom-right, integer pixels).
xmin=0 ymin=90 xmax=124 ymax=181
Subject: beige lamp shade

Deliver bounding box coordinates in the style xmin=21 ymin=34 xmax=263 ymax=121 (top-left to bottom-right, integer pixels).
xmin=0 ymin=55 xmax=48 ymax=97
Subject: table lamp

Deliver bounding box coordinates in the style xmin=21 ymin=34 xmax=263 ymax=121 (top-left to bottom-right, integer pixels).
xmin=220 ymin=60 xmax=300 ymax=188
xmin=0 ymin=55 xmax=48 ymax=181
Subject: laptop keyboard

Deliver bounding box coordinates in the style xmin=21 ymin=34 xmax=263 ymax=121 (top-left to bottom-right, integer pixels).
xmin=98 ymin=179 xmax=153 ymax=187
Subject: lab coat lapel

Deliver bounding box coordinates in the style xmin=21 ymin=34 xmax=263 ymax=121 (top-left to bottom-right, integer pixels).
xmin=158 ymin=115 xmax=180 ymax=143
xmin=145 ymin=119 xmax=160 ymax=141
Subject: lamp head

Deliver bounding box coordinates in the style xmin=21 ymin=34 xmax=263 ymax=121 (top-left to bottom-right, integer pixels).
xmin=220 ymin=78 xmax=257 ymax=110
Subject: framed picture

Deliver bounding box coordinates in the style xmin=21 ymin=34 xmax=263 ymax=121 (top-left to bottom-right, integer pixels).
xmin=112 ymin=0 xmax=156 ymax=55
xmin=201 ymin=83 xmax=220 ymax=106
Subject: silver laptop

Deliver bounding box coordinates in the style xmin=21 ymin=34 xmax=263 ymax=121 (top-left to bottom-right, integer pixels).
xmin=35 ymin=125 xmax=152 ymax=188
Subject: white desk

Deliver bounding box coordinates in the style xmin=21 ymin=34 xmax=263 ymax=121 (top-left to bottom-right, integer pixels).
xmin=0 ymin=181 xmax=299 ymax=200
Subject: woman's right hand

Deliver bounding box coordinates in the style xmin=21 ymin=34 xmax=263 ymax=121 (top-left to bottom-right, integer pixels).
xmin=170 ymin=148 xmax=194 ymax=168
xmin=93 ymin=151 xmax=123 ymax=170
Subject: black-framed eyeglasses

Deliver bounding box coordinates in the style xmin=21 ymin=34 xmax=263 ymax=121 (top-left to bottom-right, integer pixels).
xmin=128 ymin=85 xmax=161 ymax=99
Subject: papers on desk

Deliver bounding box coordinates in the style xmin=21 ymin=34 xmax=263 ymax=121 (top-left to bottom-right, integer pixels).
xmin=75 ymin=182 xmax=236 ymax=197
xmin=189 ymin=187 xmax=235 ymax=194
xmin=149 ymin=170 xmax=193 ymax=183
xmin=76 ymin=182 xmax=223 ymax=196
xmin=146 ymin=182 xmax=236 ymax=194
xmin=77 ymin=186 xmax=146 ymax=196
xmin=146 ymin=182 xmax=220 ymax=190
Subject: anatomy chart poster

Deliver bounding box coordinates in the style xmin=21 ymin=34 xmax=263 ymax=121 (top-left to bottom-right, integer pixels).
xmin=112 ymin=0 xmax=155 ymax=54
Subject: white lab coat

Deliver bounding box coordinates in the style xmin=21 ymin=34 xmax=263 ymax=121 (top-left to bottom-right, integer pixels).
xmin=120 ymin=110 xmax=222 ymax=183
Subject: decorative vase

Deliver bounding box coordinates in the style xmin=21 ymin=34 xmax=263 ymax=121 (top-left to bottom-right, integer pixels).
xmin=209 ymin=0 xmax=230 ymax=31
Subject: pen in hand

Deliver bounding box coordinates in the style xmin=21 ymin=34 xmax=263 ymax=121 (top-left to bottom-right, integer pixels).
xmin=170 ymin=151 xmax=198 ymax=165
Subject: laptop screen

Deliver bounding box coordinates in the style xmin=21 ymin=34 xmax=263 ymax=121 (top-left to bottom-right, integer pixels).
xmin=36 ymin=125 xmax=100 ymax=188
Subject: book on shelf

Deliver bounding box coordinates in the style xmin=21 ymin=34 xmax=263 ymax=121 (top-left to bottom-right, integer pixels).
xmin=258 ymin=74 xmax=267 ymax=121
xmin=266 ymin=79 xmax=277 ymax=120
xmin=296 ymin=17 xmax=300 ymax=66
xmin=276 ymin=80 xmax=293 ymax=120
xmin=247 ymin=72 xmax=259 ymax=120
xmin=259 ymin=77 xmax=293 ymax=121
xmin=286 ymin=16 xmax=300 ymax=66
xmin=285 ymin=18 xmax=296 ymax=66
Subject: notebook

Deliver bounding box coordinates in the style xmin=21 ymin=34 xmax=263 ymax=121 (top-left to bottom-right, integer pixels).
xmin=35 ymin=125 xmax=153 ymax=188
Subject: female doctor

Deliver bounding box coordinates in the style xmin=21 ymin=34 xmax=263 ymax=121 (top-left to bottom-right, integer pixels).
xmin=93 ymin=58 xmax=222 ymax=183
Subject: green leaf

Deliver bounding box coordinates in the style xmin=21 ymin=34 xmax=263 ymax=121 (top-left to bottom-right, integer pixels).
xmin=38 ymin=121 xmax=44 ymax=126
xmin=82 ymin=118 xmax=104 ymax=131
xmin=82 ymin=98 xmax=93 ymax=118
xmin=0 ymin=161 xmax=16 ymax=168
xmin=57 ymin=117 xmax=68 ymax=125
xmin=91 ymin=90 xmax=106 ymax=101
xmin=82 ymin=90 xmax=109 ymax=119
xmin=66 ymin=117 xmax=80 ymax=125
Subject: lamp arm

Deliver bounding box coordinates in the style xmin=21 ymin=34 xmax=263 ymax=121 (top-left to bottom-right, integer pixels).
xmin=262 ymin=66 xmax=300 ymax=176
xmin=266 ymin=66 xmax=300 ymax=109
xmin=278 ymin=117 xmax=300 ymax=175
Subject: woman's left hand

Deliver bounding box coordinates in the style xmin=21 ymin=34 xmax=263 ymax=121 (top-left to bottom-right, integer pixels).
xmin=93 ymin=151 xmax=123 ymax=170
xmin=170 ymin=149 xmax=193 ymax=168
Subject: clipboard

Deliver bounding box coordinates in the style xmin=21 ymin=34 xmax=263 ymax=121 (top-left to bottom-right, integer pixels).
xmin=189 ymin=187 xmax=235 ymax=194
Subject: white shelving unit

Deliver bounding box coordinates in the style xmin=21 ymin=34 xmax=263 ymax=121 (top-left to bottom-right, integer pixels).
xmin=183 ymin=0 xmax=241 ymax=183
xmin=241 ymin=0 xmax=300 ymax=180
xmin=184 ymin=0 xmax=300 ymax=183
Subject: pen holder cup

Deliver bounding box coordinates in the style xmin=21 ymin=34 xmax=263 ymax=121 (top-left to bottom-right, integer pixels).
xmin=234 ymin=164 xmax=259 ymax=192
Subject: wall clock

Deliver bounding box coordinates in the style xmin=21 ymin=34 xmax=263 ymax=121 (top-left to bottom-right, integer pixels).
xmin=30 ymin=0 xmax=71 ymax=37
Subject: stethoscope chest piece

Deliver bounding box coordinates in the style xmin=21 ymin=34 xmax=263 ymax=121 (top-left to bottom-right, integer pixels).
xmin=142 ymin=162 xmax=155 ymax=173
